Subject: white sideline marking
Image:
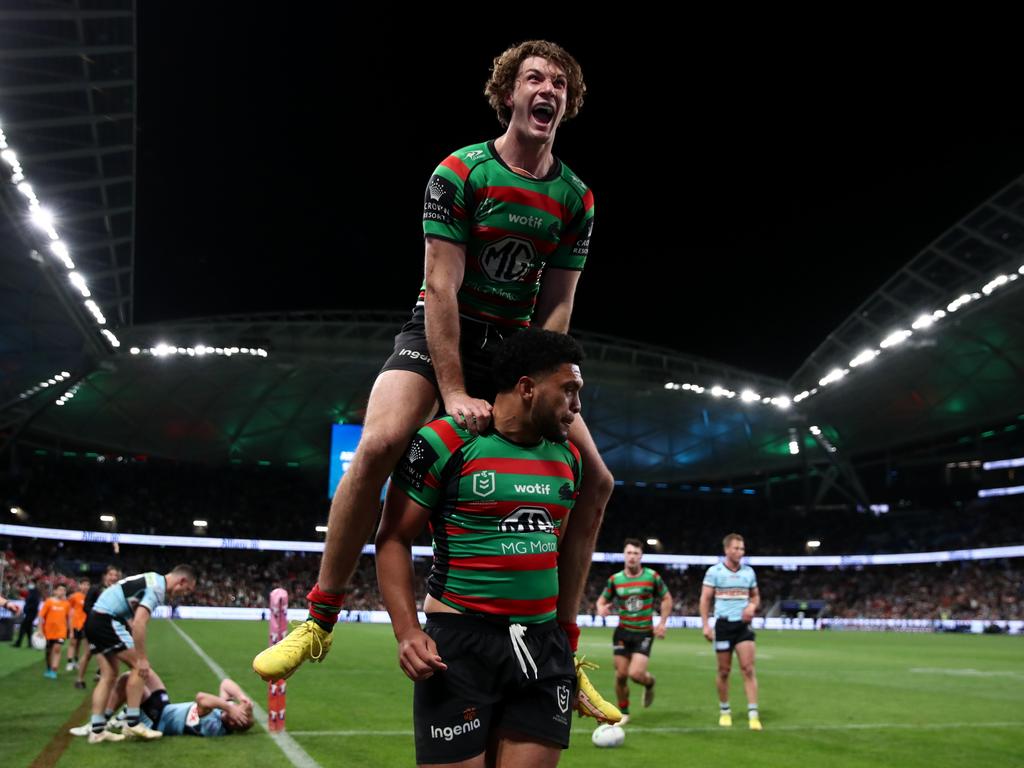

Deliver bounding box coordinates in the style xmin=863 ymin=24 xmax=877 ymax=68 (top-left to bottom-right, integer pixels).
xmin=910 ymin=667 xmax=1024 ymax=679
xmin=168 ymin=621 xmax=321 ymax=768
xmin=288 ymin=721 xmax=1024 ymax=737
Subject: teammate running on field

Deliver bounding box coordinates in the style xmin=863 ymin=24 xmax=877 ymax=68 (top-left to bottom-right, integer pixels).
xmin=377 ymin=329 xmax=595 ymax=766
xmin=84 ymin=565 xmax=196 ymax=743
xmin=253 ymin=39 xmax=616 ymax=723
xmin=700 ymin=533 xmax=762 ymax=730
xmin=596 ymin=538 xmax=672 ymax=724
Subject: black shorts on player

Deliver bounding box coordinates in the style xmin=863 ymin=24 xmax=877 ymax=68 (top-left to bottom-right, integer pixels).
xmin=84 ymin=611 xmax=131 ymax=656
xmin=612 ymin=626 xmax=654 ymax=657
xmin=45 ymin=638 xmax=65 ymax=651
xmin=73 ymin=628 xmax=85 ymax=641
xmin=142 ymin=688 xmax=171 ymax=725
xmin=379 ymin=307 xmax=511 ymax=404
xmin=713 ymin=619 xmax=756 ymax=652
xmin=413 ymin=613 xmax=576 ymax=765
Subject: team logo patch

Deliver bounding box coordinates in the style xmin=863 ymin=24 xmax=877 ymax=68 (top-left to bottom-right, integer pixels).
xmin=498 ymin=506 xmax=554 ymax=533
xmin=556 ymin=684 xmax=571 ymax=714
xmin=471 ymin=471 xmax=496 ymax=497
xmin=478 ymin=236 xmax=537 ymax=282
xmin=463 ymin=707 xmax=477 ymax=722
xmin=625 ymin=595 xmax=644 ymax=613
xmin=396 ymin=435 xmax=438 ymax=492
xmin=424 ymin=175 xmax=456 ymax=225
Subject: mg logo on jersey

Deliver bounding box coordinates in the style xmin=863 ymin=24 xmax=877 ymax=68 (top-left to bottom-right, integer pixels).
xmin=556 ymin=684 xmax=571 ymax=714
xmin=625 ymin=595 xmax=644 ymax=612
xmin=499 ymin=506 xmax=554 ymax=534
xmin=478 ymin=236 xmax=536 ymax=282
xmin=471 ymin=471 xmax=496 ymax=497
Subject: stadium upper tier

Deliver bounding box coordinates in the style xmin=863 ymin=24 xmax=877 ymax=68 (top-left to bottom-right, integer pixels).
xmin=2 ymin=11 xmax=1023 ymax=482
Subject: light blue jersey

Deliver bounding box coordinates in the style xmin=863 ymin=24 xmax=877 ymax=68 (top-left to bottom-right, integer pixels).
xmin=92 ymin=572 xmax=166 ymax=622
xmin=155 ymin=702 xmax=230 ymax=737
xmin=703 ymin=562 xmax=757 ymax=621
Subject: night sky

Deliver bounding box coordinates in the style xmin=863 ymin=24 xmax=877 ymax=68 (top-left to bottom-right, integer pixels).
xmin=133 ymin=10 xmax=1024 ymax=381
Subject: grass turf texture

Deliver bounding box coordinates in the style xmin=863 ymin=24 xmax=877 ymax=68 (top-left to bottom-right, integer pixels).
xmin=2 ymin=621 xmax=1021 ymax=767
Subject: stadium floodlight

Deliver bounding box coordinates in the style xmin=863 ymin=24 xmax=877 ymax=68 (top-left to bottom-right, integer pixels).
xmin=49 ymin=242 xmax=74 ymax=268
xmin=0 ymin=148 xmax=17 ymax=165
xmin=1019 ymin=264 xmax=1024 ymax=275
xmin=819 ymin=368 xmax=846 ymax=386
xmin=193 ymin=520 xmax=207 ymax=528
xmin=130 ymin=347 xmax=140 ymax=355
xmin=100 ymin=515 xmax=115 ymax=523
xmin=982 ymin=275 xmax=1009 ymax=295
xmin=809 ymin=425 xmax=822 ymax=435
xmin=978 ymin=485 xmax=1024 ymax=498
xmin=911 ymin=313 xmax=934 ymax=330
xmin=806 ymin=540 xmax=821 ymax=549
xmin=947 ymin=293 xmax=973 ymax=313
xmin=315 ymin=525 xmax=328 ymax=533
xmin=741 ymin=389 xmax=760 ymax=403
xmin=664 ymin=382 xmax=674 ymax=390
xmin=880 ymin=330 xmax=912 ymax=348
xmin=711 ymin=385 xmax=725 ymax=397
xmin=849 ymin=349 xmax=878 ymax=368
xmin=10 ymin=507 xmax=20 ymax=515
xmin=788 ymin=427 xmax=800 ymax=455
xmin=772 ymin=396 xmax=791 ymax=409
xmin=68 ymin=272 xmax=90 ymax=297
xmin=983 ymin=456 xmax=1024 ymax=470
xmin=29 ymin=206 xmax=54 ymax=232
xmin=646 ymin=538 xmax=660 ymax=547
xmin=101 ymin=329 xmax=121 ymax=347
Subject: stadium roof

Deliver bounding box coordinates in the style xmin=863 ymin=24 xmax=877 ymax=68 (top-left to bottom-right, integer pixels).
xmin=2 ymin=6 xmax=1023 ymax=484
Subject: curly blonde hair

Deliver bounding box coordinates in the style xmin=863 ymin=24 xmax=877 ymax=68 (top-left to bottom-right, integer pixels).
xmin=484 ymin=40 xmax=586 ymax=127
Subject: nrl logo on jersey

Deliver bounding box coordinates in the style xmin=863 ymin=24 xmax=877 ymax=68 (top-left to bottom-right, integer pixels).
xmin=471 ymin=471 xmax=496 ymax=497
xmin=556 ymin=684 xmax=571 ymax=714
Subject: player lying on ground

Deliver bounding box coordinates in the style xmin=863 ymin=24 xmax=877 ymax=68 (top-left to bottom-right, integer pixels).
xmin=71 ymin=668 xmax=254 ymax=738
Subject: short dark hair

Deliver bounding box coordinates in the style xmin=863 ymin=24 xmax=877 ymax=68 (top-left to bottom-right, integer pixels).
xmin=170 ymin=564 xmax=197 ymax=581
xmin=624 ymin=538 xmax=644 ymax=550
xmin=492 ymin=329 xmax=584 ymax=392
xmin=723 ymin=533 xmax=744 ymax=549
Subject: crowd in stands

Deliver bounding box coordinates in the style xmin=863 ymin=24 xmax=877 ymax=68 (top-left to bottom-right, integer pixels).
xmin=4 ymin=541 xmax=1022 ymax=621
xmin=2 ymin=454 xmax=1021 ymax=623
xmin=4 ymin=454 xmax=1022 ymax=555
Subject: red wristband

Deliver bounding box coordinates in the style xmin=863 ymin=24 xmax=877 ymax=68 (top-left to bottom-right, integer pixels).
xmin=558 ymin=620 xmax=580 ymax=652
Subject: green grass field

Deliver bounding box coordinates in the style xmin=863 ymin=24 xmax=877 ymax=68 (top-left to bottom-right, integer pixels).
xmin=4 ymin=621 xmax=1022 ymax=767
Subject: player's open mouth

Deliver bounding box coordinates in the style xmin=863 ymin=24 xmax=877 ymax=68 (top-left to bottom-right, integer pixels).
xmin=531 ymin=103 xmax=555 ymax=126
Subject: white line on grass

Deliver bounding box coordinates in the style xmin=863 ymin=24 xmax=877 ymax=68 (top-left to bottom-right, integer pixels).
xmin=287 ymin=721 xmax=1024 ymax=737
xmin=168 ymin=620 xmax=321 ymax=768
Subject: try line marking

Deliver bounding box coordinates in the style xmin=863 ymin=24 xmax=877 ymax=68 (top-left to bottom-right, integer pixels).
xmin=168 ymin=621 xmax=321 ymax=768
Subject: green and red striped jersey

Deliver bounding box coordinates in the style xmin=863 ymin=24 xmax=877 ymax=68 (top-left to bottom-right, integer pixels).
xmin=420 ymin=140 xmax=594 ymax=328
xmin=392 ymin=416 xmax=583 ymax=624
xmin=601 ymin=568 xmax=668 ymax=632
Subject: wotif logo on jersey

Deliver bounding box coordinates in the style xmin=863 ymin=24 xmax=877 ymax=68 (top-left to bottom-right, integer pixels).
xmin=471 ymin=471 xmax=496 ymax=497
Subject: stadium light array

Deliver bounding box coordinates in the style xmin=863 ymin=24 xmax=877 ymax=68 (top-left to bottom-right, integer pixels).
xmin=99 ymin=515 xmax=115 ymax=523
xmin=663 ymin=380 xmax=795 ymax=411
xmin=18 ymin=371 xmax=73 ymax=401
xmin=801 ymin=264 xmax=1023 ymax=400
xmin=806 ymin=540 xmax=821 ymax=549
xmin=646 ymin=538 xmax=660 ymax=547
xmin=193 ymin=520 xmax=208 ymax=528
xmin=55 ymin=380 xmax=83 ymax=407
xmin=788 ymin=427 xmax=800 ymax=455
xmin=983 ymin=456 xmax=1024 ymax=470
xmin=315 ymin=525 xmax=328 ymax=533
xmin=978 ymin=485 xmax=1024 ymax=498
xmin=0 ymin=119 xmax=121 ymax=351
xmin=129 ymin=344 xmax=269 ymax=359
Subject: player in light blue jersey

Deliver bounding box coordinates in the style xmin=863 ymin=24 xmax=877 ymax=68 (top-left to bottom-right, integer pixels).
xmin=71 ymin=667 xmax=254 ymax=738
xmin=84 ymin=565 xmax=196 ymax=743
xmin=700 ymin=534 xmax=761 ymax=730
